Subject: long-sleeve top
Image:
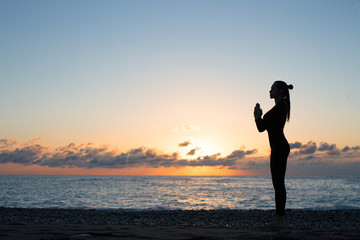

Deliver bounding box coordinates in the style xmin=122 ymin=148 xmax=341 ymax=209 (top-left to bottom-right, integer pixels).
xmin=255 ymin=100 xmax=289 ymax=150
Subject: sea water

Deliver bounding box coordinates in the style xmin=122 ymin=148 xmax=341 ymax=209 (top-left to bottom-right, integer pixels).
xmin=0 ymin=175 xmax=359 ymax=210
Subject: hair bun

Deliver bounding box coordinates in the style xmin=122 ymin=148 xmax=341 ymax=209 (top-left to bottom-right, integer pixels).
xmin=288 ymin=84 xmax=293 ymax=90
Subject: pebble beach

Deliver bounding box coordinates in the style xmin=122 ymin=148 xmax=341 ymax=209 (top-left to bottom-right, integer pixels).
xmin=1 ymin=207 xmax=360 ymax=239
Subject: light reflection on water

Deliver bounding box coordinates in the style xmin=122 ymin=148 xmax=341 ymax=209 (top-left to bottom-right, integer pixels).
xmin=0 ymin=175 xmax=359 ymax=210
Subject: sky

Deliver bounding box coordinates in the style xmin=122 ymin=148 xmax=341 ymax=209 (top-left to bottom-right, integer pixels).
xmin=0 ymin=0 xmax=359 ymax=175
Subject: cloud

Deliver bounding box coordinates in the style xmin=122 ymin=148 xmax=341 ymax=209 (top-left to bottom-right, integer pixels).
xmin=187 ymin=148 xmax=200 ymax=156
xmin=227 ymin=149 xmax=257 ymax=159
xmin=290 ymin=141 xmax=346 ymax=156
xmin=178 ymin=140 xmax=191 ymax=147
xmin=318 ymin=142 xmax=336 ymax=151
xmin=0 ymin=139 xmax=17 ymax=149
xmin=342 ymin=145 xmax=360 ymax=152
xmin=291 ymin=141 xmax=317 ymax=155
xmin=0 ymin=144 xmax=48 ymax=165
xmin=318 ymin=142 xmax=341 ymax=155
xmin=284 ymin=140 xmax=360 ymax=174
xmin=289 ymin=142 xmax=302 ymax=149
xmin=177 ymin=149 xmax=256 ymax=168
xmin=183 ymin=124 xmax=202 ymax=132
xmin=0 ymin=138 xmax=257 ymax=170
xmin=342 ymin=146 xmax=350 ymax=152
xmin=1 ymin=138 xmax=359 ymax=175
xmin=23 ymin=137 xmax=43 ymax=146
xmin=172 ymin=124 xmax=202 ymax=133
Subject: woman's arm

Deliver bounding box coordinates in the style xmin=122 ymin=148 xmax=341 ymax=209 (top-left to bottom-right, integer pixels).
xmin=255 ymin=117 xmax=266 ymax=132
xmin=254 ymin=103 xmax=266 ymax=132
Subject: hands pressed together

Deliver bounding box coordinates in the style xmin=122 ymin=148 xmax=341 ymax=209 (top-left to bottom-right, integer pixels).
xmin=254 ymin=103 xmax=263 ymax=119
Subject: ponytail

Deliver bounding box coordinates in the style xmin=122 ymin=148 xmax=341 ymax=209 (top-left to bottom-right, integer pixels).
xmin=275 ymin=81 xmax=293 ymax=121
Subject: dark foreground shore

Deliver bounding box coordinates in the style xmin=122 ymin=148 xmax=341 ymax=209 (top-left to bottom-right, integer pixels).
xmin=1 ymin=207 xmax=360 ymax=239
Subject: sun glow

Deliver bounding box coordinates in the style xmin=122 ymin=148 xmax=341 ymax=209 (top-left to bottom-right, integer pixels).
xmin=181 ymin=140 xmax=223 ymax=160
xmin=195 ymin=144 xmax=218 ymax=159
xmin=0 ymin=164 xmax=245 ymax=176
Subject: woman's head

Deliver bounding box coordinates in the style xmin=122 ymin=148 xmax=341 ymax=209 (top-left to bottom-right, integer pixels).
xmin=270 ymin=81 xmax=293 ymax=100
xmin=270 ymin=80 xmax=293 ymax=121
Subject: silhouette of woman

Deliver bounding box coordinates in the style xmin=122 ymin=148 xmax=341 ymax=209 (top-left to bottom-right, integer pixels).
xmin=254 ymin=80 xmax=293 ymax=227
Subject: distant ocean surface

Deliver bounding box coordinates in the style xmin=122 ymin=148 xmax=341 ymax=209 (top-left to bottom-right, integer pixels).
xmin=1 ymin=175 xmax=359 ymax=210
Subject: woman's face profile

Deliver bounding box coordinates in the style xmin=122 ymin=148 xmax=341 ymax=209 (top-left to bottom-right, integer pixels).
xmin=269 ymin=83 xmax=281 ymax=99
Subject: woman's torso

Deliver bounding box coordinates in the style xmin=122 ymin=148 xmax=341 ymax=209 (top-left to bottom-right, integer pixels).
xmin=263 ymin=101 xmax=289 ymax=150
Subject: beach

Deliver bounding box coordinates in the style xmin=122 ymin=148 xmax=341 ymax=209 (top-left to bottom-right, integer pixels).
xmin=1 ymin=207 xmax=360 ymax=239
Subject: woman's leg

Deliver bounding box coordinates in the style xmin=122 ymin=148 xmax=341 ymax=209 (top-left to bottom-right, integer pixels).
xmin=270 ymin=149 xmax=289 ymax=216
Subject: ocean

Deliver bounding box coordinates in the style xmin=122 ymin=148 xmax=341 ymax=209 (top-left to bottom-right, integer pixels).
xmin=0 ymin=175 xmax=359 ymax=210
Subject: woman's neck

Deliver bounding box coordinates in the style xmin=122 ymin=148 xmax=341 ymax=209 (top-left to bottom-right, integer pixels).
xmin=275 ymin=96 xmax=284 ymax=104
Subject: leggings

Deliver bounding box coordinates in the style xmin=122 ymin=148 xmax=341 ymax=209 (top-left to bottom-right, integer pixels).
xmin=270 ymin=145 xmax=290 ymax=216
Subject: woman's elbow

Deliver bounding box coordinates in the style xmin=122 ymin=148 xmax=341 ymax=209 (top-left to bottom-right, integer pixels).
xmin=257 ymin=127 xmax=266 ymax=133
xmin=255 ymin=121 xmax=266 ymax=132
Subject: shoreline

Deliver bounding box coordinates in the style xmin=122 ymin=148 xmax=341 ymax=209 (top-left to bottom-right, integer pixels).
xmin=1 ymin=208 xmax=360 ymax=239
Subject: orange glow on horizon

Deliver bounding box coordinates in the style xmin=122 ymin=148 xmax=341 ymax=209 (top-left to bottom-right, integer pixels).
xmin=0 ymin=163 xmax=252 ymax=176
